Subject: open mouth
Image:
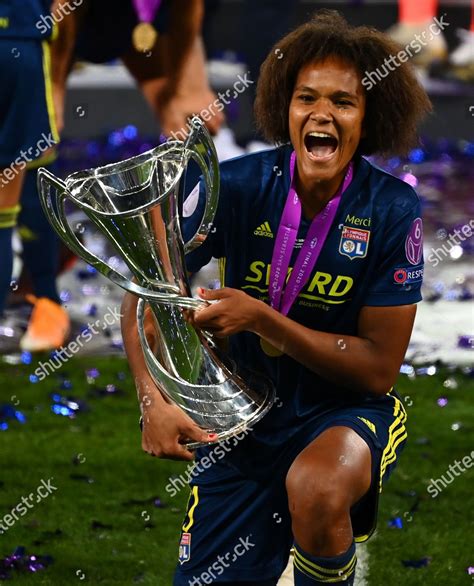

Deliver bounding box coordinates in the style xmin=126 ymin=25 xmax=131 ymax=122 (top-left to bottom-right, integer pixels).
xmin=304 ymin=132 xmax=338 ymax=160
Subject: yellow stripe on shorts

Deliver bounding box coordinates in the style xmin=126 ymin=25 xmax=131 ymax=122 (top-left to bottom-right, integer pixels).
xmin=41 ymin=40 xmax=60 ymax=145
xmin=182 ymin=485 xmax=199 ymax=532
xmin=379 ymin=394 xmax=407 ymax=491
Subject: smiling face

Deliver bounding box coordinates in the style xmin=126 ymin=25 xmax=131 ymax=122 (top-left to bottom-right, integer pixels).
xmin=289 ymin=57 xmax=366 ymax=210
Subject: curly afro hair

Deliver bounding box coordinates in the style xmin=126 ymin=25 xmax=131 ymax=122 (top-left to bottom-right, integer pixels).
xmin=254 ymin=9 xmax=432 ymax=156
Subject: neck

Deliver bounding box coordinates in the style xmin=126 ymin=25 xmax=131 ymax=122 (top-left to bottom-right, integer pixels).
xmin=295 ymin=166 xmax=347 ymax=220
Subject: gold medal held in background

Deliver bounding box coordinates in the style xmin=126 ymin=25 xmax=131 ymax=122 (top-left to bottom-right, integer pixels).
xmin=132 ymin=22 xmax=158 ymax=52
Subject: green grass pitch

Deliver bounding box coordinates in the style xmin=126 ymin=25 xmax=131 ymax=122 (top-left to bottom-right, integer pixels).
xmin=0 ymin=356 xmax=472 ymax=585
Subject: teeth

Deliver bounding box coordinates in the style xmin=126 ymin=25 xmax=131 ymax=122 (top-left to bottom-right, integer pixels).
xmin=308 ymin=132 xmax=335 ymax=139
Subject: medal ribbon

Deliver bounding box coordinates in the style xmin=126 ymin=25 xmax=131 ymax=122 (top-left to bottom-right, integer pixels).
xmin=133 ymin=0 xmax=162 ymax=23
xmin=269 ymin=152 xmax=353 ymax=316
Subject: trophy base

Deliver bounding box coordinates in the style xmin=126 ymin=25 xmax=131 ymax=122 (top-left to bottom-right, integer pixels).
xmin=183 ymin=366 xmax=276 ymax=449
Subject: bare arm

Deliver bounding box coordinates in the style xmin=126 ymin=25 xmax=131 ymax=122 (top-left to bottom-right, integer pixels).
xmin=193 ymin=288 xmax=417 ymax=396
xmin=255 ymin=303 xmax=416 ymax=395
xmin=161 ymin=0 xmax=204 ymax=88
xmin=49 ymin=0 xmax=84 ymax=133
xmin=126 ymin=0 xmax=224 ymax=136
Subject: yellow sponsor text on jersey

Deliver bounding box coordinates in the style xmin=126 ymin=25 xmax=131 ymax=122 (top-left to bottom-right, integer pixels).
xmin=0 ymin=17 xmax=10 ymax=28
xmin=345 ymin=213 xmax=371 ymax=227
xmin=244 ymin=261 xmax=354 ymax=300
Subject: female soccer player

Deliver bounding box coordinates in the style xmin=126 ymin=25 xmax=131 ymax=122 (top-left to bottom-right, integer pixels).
xmin=122 ymin=10 xmax=431 ymax=586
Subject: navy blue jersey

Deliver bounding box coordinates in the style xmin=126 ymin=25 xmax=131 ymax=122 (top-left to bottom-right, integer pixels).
xmin=183 ymin=145 xmax=423 ymax=445
xmin=0 ymin=0 xmax=52 ymax=40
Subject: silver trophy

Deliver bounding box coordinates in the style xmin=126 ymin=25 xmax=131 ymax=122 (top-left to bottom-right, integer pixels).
xmin=37 ymin=117 xmax=274 ymax=447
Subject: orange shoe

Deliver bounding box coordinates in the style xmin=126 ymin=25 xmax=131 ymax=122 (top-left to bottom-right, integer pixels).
xmin=20 ymin=295 xmax=70 ymax=352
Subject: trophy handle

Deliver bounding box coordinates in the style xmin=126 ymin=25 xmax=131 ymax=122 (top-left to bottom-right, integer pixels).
xmin=37 ymin=168 xmax=204 ymax=310
xmin=182 ymin=117 xmax=220 ymax=253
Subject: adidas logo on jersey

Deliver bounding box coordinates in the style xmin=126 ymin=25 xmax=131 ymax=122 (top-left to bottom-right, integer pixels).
xmin=254 ymin=221 xmax=273 ymax=238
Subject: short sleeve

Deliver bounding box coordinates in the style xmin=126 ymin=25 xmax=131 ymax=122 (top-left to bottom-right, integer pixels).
xmin=365 ymin=194 xmax=424 ymax=306
xmin=181 ymin=175 xmax=228 ymax=274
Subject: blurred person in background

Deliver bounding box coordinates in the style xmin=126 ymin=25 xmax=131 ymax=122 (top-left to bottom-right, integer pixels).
xmin=387 ymin=0 xmax=474 ymax=80
xmin=0 ymin=0 xmax=69 ymax=353
xmin=2 ymin=0 xmax=223 ymax=353
xmin=51 ymin=0 xmax=224 ymax=137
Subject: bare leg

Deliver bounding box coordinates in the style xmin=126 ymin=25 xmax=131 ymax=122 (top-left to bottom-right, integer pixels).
xmin=0 ymin=168 xmax=25 ymax=315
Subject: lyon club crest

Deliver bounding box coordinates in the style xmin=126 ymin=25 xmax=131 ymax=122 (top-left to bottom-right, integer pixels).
xmin=179 ymin=532 xmax=191 ymax=564
xmin=339 ymin=226 xmax=370 ymax=260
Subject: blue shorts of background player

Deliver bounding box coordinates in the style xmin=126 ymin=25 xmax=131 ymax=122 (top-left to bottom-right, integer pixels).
xmin=0 ymin=38 xmax=58 ymax=171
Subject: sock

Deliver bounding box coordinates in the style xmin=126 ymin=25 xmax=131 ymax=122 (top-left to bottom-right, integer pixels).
xmin=293 ymin=541 xmax=356 ymax=585
xmin=399 ymin=0 xmax=437 ymax=24
xmin=0 ymin=204 xmax=21 ymax=316
xmin=18 ymin=165 xmax=60 ymax=303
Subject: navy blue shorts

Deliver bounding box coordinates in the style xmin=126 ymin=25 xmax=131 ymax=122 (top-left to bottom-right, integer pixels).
xmin=173 ymin=391 xmax=407 ymax=584
xmin=0 ymin=38 xmax=58 ymax=169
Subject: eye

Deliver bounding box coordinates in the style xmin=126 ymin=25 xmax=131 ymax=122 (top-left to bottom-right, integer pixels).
xmin=335 ymin=99 xmax=353 ymax=107
xmin=297 ymin=94 xmax=314 ymax=103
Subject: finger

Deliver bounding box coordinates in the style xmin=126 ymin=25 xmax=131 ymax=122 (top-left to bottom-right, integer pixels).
xmin=193 ymin=308 xmax=220 ymax=327
xmin=181 ymin=309 xmax=193 ymax=322
xmin=182 ymin=426 xmax=218 ymax=446
xmin=197 ymin=287 xmax=230 ymax=301
xmin=156 ymin=444 xmax=194 ymax=462
xmin=213 ymin=328 xmax=229 ymax=339
xmin=175 ymin=447 xmax=195 ymax=462
xmin=206 ymin=111 xmax=225 ymax=135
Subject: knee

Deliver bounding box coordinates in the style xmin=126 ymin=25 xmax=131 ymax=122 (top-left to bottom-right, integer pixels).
xmin=286 ymin=460 xmax=350 ymax=528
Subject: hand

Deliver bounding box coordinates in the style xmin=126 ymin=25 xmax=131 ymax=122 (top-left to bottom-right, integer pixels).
xmin=140 ymin=388 xmax=216 ymax=461
xmin=189 ymin=287 xmax=266 ymax=337
xmin=155 ymin=81 xmax=225 ymax=137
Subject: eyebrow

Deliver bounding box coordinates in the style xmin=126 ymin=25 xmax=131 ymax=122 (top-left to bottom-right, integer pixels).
xmin=294 ymin=86 xmax=360 ymax=100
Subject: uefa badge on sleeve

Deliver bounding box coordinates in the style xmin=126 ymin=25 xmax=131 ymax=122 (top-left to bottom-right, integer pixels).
xmin=339 ymin=226 xmax=370 ymax=260
xmin=405 ymin=218 xmax=423 ymax=265
xmin=179 ymin=532 xmax=192 ymax=564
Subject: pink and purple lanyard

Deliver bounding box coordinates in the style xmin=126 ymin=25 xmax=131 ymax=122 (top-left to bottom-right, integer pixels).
xmin=132 ymin=0 xmax=162 ymax=23
xmin=269 ymin=152 xmax=354 ymax=316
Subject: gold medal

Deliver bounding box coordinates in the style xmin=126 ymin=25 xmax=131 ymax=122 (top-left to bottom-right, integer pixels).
xmin=132 ymin=22 xmax=158 ymax=53
xmin=260 ymin=337 xmax=283 ymax=358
